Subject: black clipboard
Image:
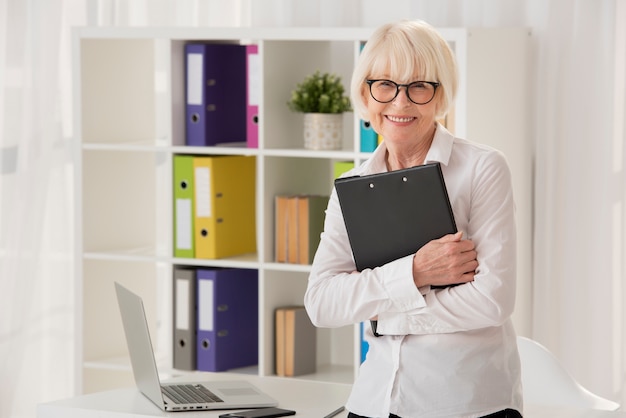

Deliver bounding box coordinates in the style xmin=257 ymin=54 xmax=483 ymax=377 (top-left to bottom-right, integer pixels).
xmin=334 ymin=162 xmax=457 ymax=272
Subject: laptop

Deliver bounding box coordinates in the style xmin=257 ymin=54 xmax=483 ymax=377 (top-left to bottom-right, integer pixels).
xmin=114 ymin=281 xmax=278 ymax=412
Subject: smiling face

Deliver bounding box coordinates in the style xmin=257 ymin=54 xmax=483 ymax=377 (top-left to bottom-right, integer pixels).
xmin=363 ymin=75 xmax=440 ymax=148
xmin=350 ymin=20 xmax=458 ymax=152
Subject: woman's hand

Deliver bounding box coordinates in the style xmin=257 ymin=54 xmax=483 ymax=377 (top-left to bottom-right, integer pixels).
xmin=412 ymin=231 xmax=478 ymax=288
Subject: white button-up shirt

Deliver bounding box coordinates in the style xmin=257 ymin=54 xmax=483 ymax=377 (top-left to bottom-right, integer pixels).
xmin=304 ymin=124 xmax=523 ymax=417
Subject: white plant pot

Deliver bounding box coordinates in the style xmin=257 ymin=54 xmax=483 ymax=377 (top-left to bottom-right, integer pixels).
xmin=303 ymin=113 xmax=343 ymax=150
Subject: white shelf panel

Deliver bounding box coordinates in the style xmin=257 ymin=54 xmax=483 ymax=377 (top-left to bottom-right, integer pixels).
xmin=75 ymin=26 xmax=376 ymax=42
xmin=82 ymin=142 xmax=364 ymax=159
xmin=82 ymin=139 xmax=170 ymax=150
xmin=83 ymin=249 xmax=260 ymax=268
xmin=261 ymin=148 xmax=358 ymax=159
xmin=263 ymin=262 xmax=312 ymax=273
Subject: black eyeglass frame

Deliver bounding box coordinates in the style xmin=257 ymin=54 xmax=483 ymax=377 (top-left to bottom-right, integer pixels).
xmin=365 ymin=79 xmax=441 ymax=105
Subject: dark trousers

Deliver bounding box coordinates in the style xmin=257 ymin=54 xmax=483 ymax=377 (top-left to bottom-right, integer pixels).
xmin=348 ymin=409 xmax=522 ymax=418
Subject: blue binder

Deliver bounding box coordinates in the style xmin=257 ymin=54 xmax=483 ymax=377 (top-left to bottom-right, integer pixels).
xmin=360 ymin=322 xmax=369 ymax=363
xmin=360 ymin=119 xmax=378 ymax=152
xmin=185 ymin=43 xmax=247 ymax=147
xmin=196 ymin=268 xmax=258 ymax=372
xmin=358 ymin=41 xmax=378 ymax=153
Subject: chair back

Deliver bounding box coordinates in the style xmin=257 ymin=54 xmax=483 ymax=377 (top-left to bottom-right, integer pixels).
xmin=517 ymin=336 xmax=620 ymax=411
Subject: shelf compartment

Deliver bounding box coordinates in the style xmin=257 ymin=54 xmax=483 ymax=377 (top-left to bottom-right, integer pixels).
xmin=259 ymin=270 xmax=354 ymax=383
xmin=262 ymin=156 xmax=336 ymax=265
xmin=80 ymin=39 xmax=158 ymax=145
xmin=82 ymin=259 xmax=163 ymax=364
xmin=82 ymin=150 xmax=168 ymax=253
xmin=262 ymin=40 xmax=356 ymax=151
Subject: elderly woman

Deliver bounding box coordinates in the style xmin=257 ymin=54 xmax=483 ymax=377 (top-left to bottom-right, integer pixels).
xmin=304 ymin=20 xmax=523 ymax=418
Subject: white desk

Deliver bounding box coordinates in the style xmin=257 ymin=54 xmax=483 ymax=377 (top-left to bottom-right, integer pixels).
xmin=37 ymin=373 xmax=626 ymax=418
xmin=37 ymin=373 xmax=351 ymax=418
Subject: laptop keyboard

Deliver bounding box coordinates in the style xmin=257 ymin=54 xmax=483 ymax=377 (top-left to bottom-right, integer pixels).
xmin=162 ymin=384 xmax=224 ymax=404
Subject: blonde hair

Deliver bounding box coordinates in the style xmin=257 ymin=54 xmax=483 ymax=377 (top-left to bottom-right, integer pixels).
xmin=350 ymin=20 xmax=458 ymax=120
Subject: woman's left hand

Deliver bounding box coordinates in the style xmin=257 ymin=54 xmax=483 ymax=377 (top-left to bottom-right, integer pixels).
xmin=411 ymin=231 xmax=478 ymax=288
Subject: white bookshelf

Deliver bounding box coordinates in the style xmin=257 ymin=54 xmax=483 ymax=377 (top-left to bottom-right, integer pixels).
xmin=72 ymin=26 xmax=531 ymax=394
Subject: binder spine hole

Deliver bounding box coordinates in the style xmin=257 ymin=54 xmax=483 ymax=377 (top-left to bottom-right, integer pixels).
xmin=202 ymin=339 xmax=211 ymax=349
xmin=201 ymin=229 xmax=208 ymax=237
xmin=369 ymin=183 xmax=374 ymax=188
xmin=191 ymin=113 xmax=199 ymax=123
xmin=402 ymin=177 xmax=408 ymax=182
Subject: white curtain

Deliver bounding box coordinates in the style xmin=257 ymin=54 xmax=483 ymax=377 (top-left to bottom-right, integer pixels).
xmin=0 ymin=1 xmax=86 ymax=417
xmin=1 ymin=1 xmax=624 ymax=417
xmin=529 ymin=0 xmax=624 ymax=406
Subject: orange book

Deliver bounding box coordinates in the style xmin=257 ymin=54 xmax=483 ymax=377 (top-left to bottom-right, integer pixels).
xmin=286 ymin=197 xmax=299 ymax=264
xmin=274 ymin=195 xmax=290 ymax=263
xmin=275 ymin=306 xmax=316 ymax=377
xmin=297 ymin=195 xmax=328 ymax=264
xmin=275 ymin=307 xmax=287 ymax=376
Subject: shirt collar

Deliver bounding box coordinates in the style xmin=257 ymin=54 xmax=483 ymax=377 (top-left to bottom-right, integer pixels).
xmin=424 ymin=123 xmax=454 ymax=166
xmin=366 ymin=123 xmax=455 ymax=174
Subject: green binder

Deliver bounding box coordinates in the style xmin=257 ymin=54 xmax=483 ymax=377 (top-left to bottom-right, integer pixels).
xmin=173 ymin=155 xmax=195 ymax=258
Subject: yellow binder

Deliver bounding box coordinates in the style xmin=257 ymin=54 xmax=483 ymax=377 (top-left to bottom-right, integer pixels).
xmin=193 ymin=155 xmax=256 ymax=259
xmin=173 ymin=155 xmax=195 ymax=258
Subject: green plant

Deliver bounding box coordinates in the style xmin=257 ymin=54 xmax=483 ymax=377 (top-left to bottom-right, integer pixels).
xmin=287 ymin=70 xmax=352 ymax=114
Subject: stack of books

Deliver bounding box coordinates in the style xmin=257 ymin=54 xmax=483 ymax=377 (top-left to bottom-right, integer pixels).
xmin=274 ymin=194 xmax=328 ymax=265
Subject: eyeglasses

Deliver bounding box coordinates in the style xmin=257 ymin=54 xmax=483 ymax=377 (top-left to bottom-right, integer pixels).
xmin=366 ymin=79 xmax=440 ymax=105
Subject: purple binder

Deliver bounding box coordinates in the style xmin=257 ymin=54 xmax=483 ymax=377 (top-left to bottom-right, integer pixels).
xmin=246 ymin=44 xmax=259 ymax=148
xmin=196 ymin=268 xmax=258 ymax=372
xmin=185 ymin=43 xmax=247 ymax=147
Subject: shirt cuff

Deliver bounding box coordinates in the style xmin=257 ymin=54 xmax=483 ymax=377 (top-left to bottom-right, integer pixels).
xmin=379 ymin=254 xmax=427 ymax=311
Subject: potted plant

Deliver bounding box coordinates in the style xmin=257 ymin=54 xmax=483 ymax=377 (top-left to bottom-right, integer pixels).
xmin=287 ymin=70 xmax=351 ymax=150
